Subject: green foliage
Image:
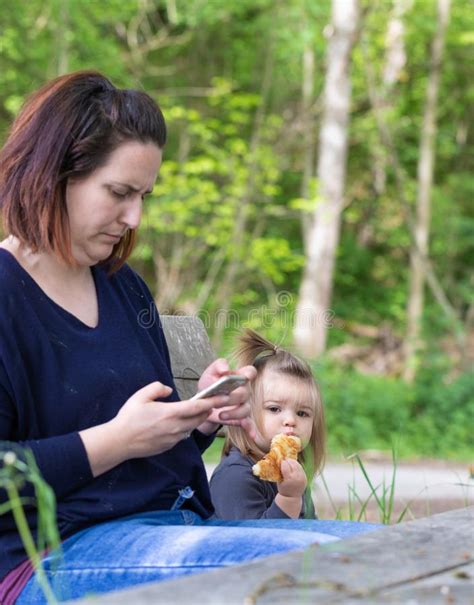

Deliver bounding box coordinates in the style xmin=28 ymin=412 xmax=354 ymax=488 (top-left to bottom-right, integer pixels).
xmin=316 ymin=361 xmax=413 ymax=453
xmin=0 ymin=0 xmax=472 ymax=458
xmin=315 ymin=360 xmax=473 ymax=459
xmin=407 ymin=370 xmax=474 ymax=458
xmin=135 ymin=90 xmax=306 ymax=311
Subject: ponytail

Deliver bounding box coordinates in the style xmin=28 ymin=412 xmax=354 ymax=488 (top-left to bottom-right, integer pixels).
xmin=233 ymin=328 xmax=279 ymax=367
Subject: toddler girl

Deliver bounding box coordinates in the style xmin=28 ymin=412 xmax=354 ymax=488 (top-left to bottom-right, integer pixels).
xmin=210 ymin=329 xmax=325 ymax=520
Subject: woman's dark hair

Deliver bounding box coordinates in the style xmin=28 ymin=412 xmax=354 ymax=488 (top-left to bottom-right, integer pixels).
xmin=0 ymin=70 xmax=167 ymax=271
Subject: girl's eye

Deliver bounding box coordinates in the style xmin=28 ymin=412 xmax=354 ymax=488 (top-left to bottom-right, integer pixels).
xmin=297 ymin=410 xmax=311 ymax=418
xmin=267 ymin=406 xmax=280 ymax=413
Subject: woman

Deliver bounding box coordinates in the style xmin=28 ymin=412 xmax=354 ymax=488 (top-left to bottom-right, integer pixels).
xmin=0 ymin=71 xmax=376 ymax=604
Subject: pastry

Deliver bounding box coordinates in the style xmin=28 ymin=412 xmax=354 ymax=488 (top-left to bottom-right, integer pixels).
xmin=252 ymin=434 xmax=302 ymax=482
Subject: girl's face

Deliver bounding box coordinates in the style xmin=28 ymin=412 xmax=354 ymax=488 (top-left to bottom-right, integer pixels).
xmin=65 ymin=140 xmax=162 ymax=266
xmin=253 ymin=370 xmax=315 ymax=452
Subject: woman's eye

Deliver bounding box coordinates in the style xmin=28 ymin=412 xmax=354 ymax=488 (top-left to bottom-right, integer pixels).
xmin=112 ymin=190 xmax=128 ymax=199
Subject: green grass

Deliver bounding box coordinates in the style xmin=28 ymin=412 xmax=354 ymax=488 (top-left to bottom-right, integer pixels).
xmin=319 ymin=447 xmax=412 ymax=525
xmin=202 ymin=438 xmax=226 ymax=465
xmin=0 ymin=447 xmax=61 ymax=605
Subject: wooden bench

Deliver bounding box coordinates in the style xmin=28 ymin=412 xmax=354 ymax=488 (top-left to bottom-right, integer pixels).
xmin=160 ymin=315 xmax=216 ymax=401
xmin=71 ymin=316 xmax=474 ymax=604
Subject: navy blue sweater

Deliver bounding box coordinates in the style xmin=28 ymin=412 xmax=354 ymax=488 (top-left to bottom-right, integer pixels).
xmin=0 ymin=249 xmax=215 ymax=580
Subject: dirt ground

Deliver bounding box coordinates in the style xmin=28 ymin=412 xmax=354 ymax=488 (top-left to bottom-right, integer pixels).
xmin=312 ymin=456 xmax=473 ymax=524
xmin=315 ymin=496 xmax=471 ymax=523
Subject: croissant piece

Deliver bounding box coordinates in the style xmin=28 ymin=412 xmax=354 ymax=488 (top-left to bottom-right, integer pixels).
xmin=252 ymin=434 xmax=302 ymax=482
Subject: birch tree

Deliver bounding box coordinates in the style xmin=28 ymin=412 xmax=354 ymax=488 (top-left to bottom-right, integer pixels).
xmin=358 ymin=0 xmax=410 ymax=247
xmin=403 ymin=0 xmax=451 ymax=381
xmin=294 ymin=0 xmax=359 ymax=357
xmin=300 ymin=43 xmax=316 ymax=252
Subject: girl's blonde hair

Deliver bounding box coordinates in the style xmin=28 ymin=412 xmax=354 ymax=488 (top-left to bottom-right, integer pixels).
xmin=223 ymin=329 xmax=326 ymax=476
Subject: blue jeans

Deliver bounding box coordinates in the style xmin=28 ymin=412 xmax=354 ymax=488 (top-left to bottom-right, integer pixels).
xmin=17 ymin=511 xmax=381 ymax=603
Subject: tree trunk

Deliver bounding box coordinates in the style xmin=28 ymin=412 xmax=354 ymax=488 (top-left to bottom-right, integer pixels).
xmin=358 ymin=0 xmax=409 ymax=247
xmin=300 ymin=44 xmax=316 ymax=252
xmin=362 ymin=16 xmax=465 ymax=364
xmin=382 ymin=0 xmax=409 ymax=88
xmin=294 ymin=0 xmax=359 ymax=358
xmin=403 ymin=0 xmax=451 ymax=382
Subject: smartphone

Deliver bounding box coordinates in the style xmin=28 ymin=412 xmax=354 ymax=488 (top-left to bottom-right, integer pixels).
xmin=190 ymin=374 xmax=248 ymax=401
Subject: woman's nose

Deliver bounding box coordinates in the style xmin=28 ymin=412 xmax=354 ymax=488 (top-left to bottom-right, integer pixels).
xmin=120 ymin=198 xmax=142 ymax=230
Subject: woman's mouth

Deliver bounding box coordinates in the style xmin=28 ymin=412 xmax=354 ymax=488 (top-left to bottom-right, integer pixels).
xmin=102 ymin=233 xmax=123 ymax=242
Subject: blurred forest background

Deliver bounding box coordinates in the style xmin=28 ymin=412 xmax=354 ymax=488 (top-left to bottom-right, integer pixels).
xmin=1 ymin=0 xmax=472 ymax=460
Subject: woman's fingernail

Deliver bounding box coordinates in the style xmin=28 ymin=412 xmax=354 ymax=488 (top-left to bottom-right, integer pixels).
xmin=220 ymin=413 xmax=230 ymax=420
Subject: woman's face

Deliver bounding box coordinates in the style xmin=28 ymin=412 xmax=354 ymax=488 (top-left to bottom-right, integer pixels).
xmin=66 ymin=140 xmax=162 ymax=266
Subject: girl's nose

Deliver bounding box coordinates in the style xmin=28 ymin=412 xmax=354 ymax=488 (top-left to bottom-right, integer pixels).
xmin=283 ymin=412 xmax=296 ymax=426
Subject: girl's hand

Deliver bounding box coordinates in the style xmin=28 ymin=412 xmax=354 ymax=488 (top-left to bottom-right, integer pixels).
xmin=277 ymin=459 xmax=307 ymax=498
xmin=195 ymin=359 xmax=257 ymax=436
xmin=274 ymin=459 xmax=308 ymax=518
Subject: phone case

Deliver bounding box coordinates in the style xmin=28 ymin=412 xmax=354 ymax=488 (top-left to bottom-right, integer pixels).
xmin=190 ymin=375 xmax=247 ymax=400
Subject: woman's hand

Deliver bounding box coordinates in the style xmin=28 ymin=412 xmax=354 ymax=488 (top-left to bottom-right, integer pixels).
xmin=80 ymin=381 xmax=229 ymax=478
xmin=194 ymin=359 xmax=257 ymax=436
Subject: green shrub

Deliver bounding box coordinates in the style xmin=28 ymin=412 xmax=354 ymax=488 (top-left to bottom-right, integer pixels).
xmin=407 ymin=371 xmax=474 ymax=458
xmin=313 ymin=361 xmax=472 ymax=460
xmin=315 ymin=362 xmax=413 ymax=453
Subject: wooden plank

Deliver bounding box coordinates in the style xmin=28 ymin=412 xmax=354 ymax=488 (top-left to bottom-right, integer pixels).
xmin=69 ymin=506 xmax=474 ymax=605
xmin=344 ymin=562 xmax=474 ymax=604
xmin=160 ymin=315 xmax=216 ymax=399
xmin=172 ymin=377 xmax=199 ymax=401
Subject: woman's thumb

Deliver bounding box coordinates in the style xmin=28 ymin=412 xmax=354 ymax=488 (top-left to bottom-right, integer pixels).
xmin=137 ymin=381 xmax=173 ymax=402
